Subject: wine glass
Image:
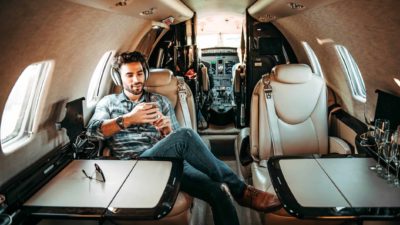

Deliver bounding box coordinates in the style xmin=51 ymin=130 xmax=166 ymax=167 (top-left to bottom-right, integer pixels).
xmin=382 ymin=130 xmax=397 ymax=181
xmin=393 ymin=126 xmax=400 ymax=187
xmin=370 ymin=119 xmax=390 ymax=171
xmin=361 ymin=103 xmax=374 ymax=146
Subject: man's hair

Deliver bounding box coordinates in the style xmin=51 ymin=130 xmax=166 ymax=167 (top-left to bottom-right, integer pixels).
xmin=113 ymin=51 xmax=147 ymax=70
xmin=111 ymin=51 xmax=149 ymax=81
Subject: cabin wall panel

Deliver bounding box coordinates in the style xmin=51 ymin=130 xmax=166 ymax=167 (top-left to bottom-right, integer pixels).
xmin=273 ymin=0 xmax=400 ymax=122
xmin=0 ymin=0 xmax=149 ymax=184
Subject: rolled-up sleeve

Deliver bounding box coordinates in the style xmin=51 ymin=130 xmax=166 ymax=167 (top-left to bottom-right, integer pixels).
xmin=86 ymin=97 xmax=111 ymax=140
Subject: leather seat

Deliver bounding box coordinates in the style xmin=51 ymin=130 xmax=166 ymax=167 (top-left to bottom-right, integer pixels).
xmin=242 ymin=64 xmax=350 ymax=225
xmin=145 ymin=69 xmax=197 ymax=130
xmin=143 ymin=69 xmax=195 ymax=224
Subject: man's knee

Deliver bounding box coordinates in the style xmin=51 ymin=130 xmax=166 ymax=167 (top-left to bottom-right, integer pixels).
xmin=174 ymin=127 xmax=195 ymax=137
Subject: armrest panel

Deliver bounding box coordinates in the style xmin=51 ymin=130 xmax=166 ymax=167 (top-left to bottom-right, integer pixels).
xmin=329 ymin=136 xmax=351 ymax=154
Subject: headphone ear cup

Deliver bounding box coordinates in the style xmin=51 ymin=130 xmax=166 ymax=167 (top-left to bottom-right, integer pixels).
xmin=111 ymin=67 xmax=122 ymax=86
xmin=144 ymin=61 xmax=150 ymax=80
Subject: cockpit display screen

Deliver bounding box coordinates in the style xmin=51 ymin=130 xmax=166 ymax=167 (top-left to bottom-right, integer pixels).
xmin=209 ymin=62 xmax=216 ymax=75
xmin=224 ymin=61 xmax=235 ymax=75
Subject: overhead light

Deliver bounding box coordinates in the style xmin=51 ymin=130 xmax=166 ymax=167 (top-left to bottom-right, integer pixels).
xmin=162 ymin=16 xmax=175 ymax=26
xmin=151 ymin=21 xmax=170 ymax=30
xmin=394 ymin=78 xmax=400 ymax=88
xmin=140 ymin=7 xmax=157 ymax=16
xmin=257 ymin=28 xmax=262 ymax=31
xmin=288 ymin=2 xmax=305 ymax=10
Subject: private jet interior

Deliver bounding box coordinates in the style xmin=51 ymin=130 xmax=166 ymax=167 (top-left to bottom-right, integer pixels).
xmin=0 ymin=0 xmax=400 ymax=225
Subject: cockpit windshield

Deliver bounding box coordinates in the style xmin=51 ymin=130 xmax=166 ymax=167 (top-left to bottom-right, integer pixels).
xmin=196 ymin=14 xmax=243 ymax=49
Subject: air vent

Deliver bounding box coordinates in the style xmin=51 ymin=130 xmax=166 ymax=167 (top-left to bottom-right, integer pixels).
xmin=140 ymin=7 xmax=157 ymax=16
xmin=258 ymin=14 xmax=276 ymax=22
xmin=114 ymin=0 xmax=130 ymax=7
xmin=288 ymin=2 xmax=305 ymax=10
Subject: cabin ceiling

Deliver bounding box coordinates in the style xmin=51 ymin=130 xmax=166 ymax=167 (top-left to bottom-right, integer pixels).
xmin=65 ymin=0 xmax=344 ymax=25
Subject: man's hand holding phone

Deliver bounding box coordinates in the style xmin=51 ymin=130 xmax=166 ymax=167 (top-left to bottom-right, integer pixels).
xmin=125 ymin=102 xmax=160 ymax=125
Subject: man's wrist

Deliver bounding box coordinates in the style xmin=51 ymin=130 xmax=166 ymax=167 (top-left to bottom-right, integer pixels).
xmin=116 ymin=116 xmax=125 ymax=129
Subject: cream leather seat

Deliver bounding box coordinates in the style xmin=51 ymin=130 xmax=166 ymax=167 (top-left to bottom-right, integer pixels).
xmin=143 ymin=69 xmax=195 ymax=225
xmin=145 ymin=69 xmax=197 ymax=130
xmin=247 ymin=64 xmax=350 ymax=225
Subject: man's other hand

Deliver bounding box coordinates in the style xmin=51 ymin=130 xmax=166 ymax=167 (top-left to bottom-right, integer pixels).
xmin=152 ymin=113 xmax=172 ymax=137
xmin=125 ymin=103 xmax=160 ymax=125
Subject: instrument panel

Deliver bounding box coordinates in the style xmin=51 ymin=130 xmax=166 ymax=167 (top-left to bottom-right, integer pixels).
xmin=201 ymin=47 xmax=239 ymax=93
xmin=200 ymin=47 xmax=239 ymax=125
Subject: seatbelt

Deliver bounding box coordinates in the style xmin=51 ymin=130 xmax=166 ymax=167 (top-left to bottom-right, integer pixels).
xmin=263 ymin=74 xmax=283 ymax=156
xmin=177 ymin=77 xmax=192 ymax=128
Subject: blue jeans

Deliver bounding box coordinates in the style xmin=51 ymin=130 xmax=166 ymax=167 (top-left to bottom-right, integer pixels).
xmin=140 ymin=128 xmax=245 ymax=225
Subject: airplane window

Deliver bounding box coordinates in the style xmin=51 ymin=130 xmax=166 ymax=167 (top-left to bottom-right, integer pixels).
xmin=86 ymin=50 xmax=115 ymax=108
xmin=301 ymin=41 xmax=324 ymax=78
xmin=335 ymin=45 xmax=367 ymax=103
xmin=1 ymin=61 xmax=54 ymax=154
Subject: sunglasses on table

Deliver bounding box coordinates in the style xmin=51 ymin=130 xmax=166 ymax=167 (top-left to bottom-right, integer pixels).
xmin=82 ymin=163 xmax=106 ymax=182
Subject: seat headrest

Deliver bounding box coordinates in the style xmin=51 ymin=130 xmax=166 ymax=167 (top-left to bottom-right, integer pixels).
xmin=272 ymin=64 xmax=312 ymax=84
xmin=145 ymin=69 xmax=173 ymax=87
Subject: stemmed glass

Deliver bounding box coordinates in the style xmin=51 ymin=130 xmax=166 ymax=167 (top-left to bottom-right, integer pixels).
xmin=382 ymin=130 xmax=397 ymax=181
xmin=370 ymin=119 xmax=390 ymax=171
xmin=393 ymin=126 xmax=400 ymax=187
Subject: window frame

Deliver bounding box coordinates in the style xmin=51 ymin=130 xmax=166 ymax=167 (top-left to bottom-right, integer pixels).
xmin=1 ymin=60 xmax=55 ymax=154
xmin=86 ymin=50 xmax=116 ymax=108
xmin=301 ymin=41 xmax=324 ymax=78
xmin=335 ymin=45 xmax=366 ymax=103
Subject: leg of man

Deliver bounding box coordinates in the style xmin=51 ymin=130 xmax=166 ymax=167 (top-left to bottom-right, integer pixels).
xmin=140 ymin=128 xmax=245 ymax=198
xmin=140 ymin=128 xmax=281 ymax=212
xmin=180 ymin=161 xmax=239 ymax=225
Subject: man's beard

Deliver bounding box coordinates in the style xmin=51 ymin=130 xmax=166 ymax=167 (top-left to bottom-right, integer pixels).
xmin=124 ymin=83 xmax=144 ymax=95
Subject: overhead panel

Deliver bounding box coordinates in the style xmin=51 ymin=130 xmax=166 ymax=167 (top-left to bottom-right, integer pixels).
xmin=248 ymin=0 xmax=342 ymax=22
xmin=66 ymin=0 xmax=194 ymax=24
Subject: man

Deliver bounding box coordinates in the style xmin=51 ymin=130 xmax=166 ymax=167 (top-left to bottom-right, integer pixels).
xmin=87 ymin=51 xmax=281 ymax=225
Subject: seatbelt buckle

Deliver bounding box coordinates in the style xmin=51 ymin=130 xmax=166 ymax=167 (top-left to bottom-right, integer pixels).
xmin=264 ymin=86 xmax=272 ymax=99
xmin=262 ymin=74 xmax=272 ymax=99
xmin=177 ymin=79 xmax=187 ymax=98
xmin=178 ymin=91 xmax=187 ymax=100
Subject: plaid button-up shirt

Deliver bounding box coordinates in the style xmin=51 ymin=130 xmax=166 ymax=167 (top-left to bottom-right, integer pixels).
xmin=86 ymin=91 xmax=180 ymax=159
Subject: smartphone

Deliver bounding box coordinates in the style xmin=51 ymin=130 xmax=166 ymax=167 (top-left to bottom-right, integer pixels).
xmin=146 ymin=102 xmax=158 ymax=109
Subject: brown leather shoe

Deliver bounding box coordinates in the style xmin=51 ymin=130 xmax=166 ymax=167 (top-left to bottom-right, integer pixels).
xmin=235 ymin=185 xmax=282 ymax=212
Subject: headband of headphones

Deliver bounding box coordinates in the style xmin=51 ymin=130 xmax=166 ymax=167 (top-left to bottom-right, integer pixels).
xmin=110 ymin=51 xmax=149 ymax=86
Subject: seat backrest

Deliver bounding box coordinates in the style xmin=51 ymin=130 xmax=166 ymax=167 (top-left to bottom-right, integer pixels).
xmin=250 ymin=64 xmax=328 ymax=160
xmin=145 ymin=69 xmax=197 ymax=130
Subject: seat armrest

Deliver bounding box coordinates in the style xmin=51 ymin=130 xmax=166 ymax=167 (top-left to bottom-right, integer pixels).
xmin=235 ymin=128 xmax=251 ymax=165
xmin=251 ymin=162 xmax=275 ymax=193
xmin=329 ymin=136 xmax=351 ymax=154
xmin=234 ymin=128 xmax=251 ymax=178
